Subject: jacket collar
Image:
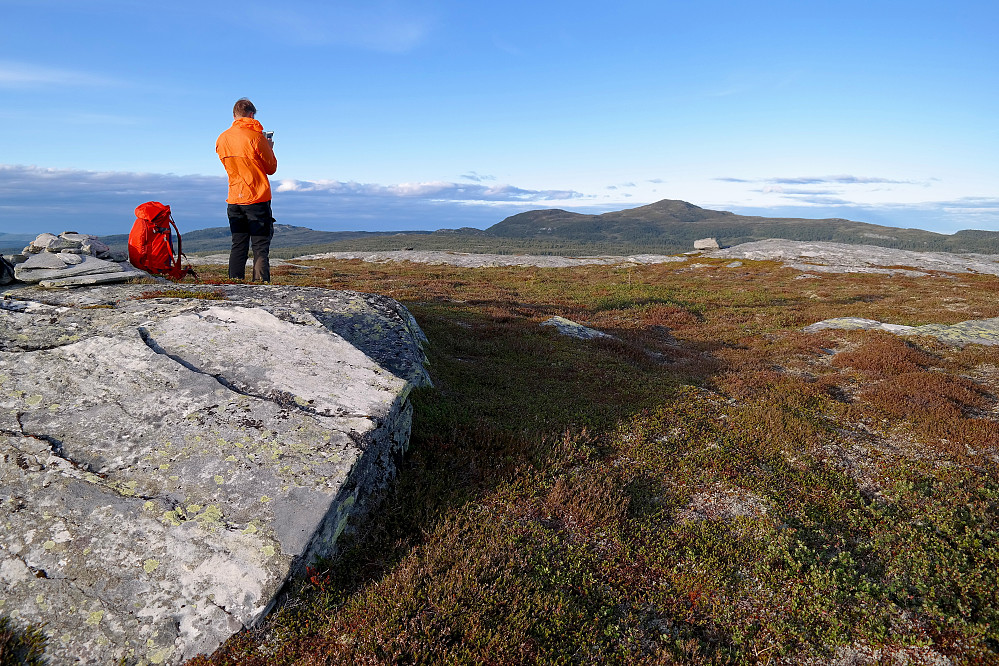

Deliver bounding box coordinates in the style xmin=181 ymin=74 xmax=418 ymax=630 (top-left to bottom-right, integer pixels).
xmin=232 ymin=117 xmax=263 ymax=132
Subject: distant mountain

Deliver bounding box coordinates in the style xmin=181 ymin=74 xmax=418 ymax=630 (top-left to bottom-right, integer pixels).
xmin=0 ymin=233 xmax=37 ymax=255
xmin=8 ymin=200 xmax=999 ymax=258
xmin=487 ymin=199 xmax=999 ymax=254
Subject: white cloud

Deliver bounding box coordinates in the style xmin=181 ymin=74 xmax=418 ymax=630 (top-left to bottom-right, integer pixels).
xmin=770 ymin=175 xmax=918 ymax=186
xmin=274 ymin=177 xmax=583 ymax=202
xmin=719 ymin=174 xmax=921 ymax=187
xmin=0 ymin=60 xmax=118 ymax=88
xmin=240 ymin=1 xmax=434 ymax=53
xmin=460 ymin=171 xmax=496 ymax=183
xmin=0 ymin=164 xmax=587 ymax=236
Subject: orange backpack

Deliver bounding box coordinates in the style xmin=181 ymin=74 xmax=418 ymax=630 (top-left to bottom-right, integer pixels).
xmin=128 ymin=202 xmax=194 ymax=280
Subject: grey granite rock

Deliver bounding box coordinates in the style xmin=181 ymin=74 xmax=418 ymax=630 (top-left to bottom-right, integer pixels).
xmin=18 ymin=252 xmax=78 ymax=270
xmin=0 ymin=283 xmax=430 ymax=665
xmin=804 ymin=316 xmax=999 ymax=346
xmin=38 ymin=264 xmax=147 ymax=288
xmin=188 ymin=251 xmax=688 ymax=269
xmin=23 ymin=233 xmax=59 ymax=254
xmin=15 ymin=255 xmax=125 ymax=283
xmin=694 ymin=238 xmax=720 ymax=250
xmin=705 ymin=239 xmax=999 ymax=276
xmin=541 ymin=316 xmax=611 ymax=340
xmin=288 ymin=250 xmax=688 ymax=269
xmin=14 ymin=232 xmax=138 ymax=287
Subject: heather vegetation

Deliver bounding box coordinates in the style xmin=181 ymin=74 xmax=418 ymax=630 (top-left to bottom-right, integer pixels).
xmin=6 ymin=257 xmax=997 ymax=664
xmin=175 ymin=256 xmax=999 ymax=665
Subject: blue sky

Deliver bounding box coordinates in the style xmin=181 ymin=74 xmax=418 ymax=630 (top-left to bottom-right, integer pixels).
xmin=2 ymin=0 xmax=997 ymax=238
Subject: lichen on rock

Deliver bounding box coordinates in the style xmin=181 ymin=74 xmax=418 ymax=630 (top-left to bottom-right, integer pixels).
xmin=0 ymin=282 xmax=430 ymax=665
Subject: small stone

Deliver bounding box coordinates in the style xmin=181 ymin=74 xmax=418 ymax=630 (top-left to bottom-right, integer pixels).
xmin=81 ymin=239 xmax=111 ymax=257
xmin=23 ymin=233 xmax=59 ymax=254
xmin=45 ymin=237 xmax=84 ymax=252
xmin=59 ymin=232 xmax=93 ymax=244
xmin=541 ymin=316 xmax=611 ymax=340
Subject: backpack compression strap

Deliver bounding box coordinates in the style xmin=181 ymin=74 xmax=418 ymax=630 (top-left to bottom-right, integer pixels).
xmin=166 ymin=213 xmax=197 ymax=281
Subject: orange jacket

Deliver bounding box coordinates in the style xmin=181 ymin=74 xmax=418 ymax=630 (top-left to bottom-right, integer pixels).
xmin=215 ymin=117 xmax=278 ymax=205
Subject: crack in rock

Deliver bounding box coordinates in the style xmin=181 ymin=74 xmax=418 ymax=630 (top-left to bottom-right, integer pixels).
xmin=137 ymin=325 xmax=374 ymax=421
xmin=1 ymin=284 xmax=429 ymax=665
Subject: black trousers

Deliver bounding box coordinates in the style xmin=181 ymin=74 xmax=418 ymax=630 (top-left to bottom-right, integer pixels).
xmin=227 ymin=201 xmax=275 ymax=282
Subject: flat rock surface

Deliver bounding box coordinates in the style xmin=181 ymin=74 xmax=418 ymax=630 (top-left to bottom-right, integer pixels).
xmin=0 ymin=283 xmax=429 ymax=665
xmin=294 ymin=250 xmax=689 ymax=268
xmin=704 ymin=239 xmax=999 ymax=276
xmin=188 ymin=250 xmax=688 ymax=269
xmin=804 ymin=316 xmax=999 ymax=346
xmin=188 ymin=241 xmax=999 ymax=276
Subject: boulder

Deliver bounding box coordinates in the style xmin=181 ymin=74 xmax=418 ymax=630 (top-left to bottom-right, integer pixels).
xmin=0 ymin=283 xmax=430 ymax=665
xmin=693 ymin=238 xmax=720 ymax=250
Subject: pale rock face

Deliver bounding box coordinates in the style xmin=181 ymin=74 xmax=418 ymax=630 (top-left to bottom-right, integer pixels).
xmin=0 ymin=283 xmax=430 ymax=665
xmin=189 ymin=251 xmax=689 ymax=269
xmin=15 ymin=255 xmax=125 ymax=283
xmin=804 ymin=316 xmax=999 ymax=346
xmin=705 ymin=239 xmax=999 ymax=276
xmin=18 ymin=252 xmax=78 ymax=270
xmin=541 ymin=316 xmax=611 ymax=340
xmin=14 ymin=231 xmax=138 ymax=286
xmin=693 ymin=237 xmax=720 ymax=250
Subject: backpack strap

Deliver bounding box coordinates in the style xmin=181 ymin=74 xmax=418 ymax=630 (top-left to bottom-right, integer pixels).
xmin=166 ymin=213 xmax=198 ymax=281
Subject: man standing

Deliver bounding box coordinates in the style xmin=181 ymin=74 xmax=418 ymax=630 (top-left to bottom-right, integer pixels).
xmin=215 ymin=98 xmax=278 ymax=282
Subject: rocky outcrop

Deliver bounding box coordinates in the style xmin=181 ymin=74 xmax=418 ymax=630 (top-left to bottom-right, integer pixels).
xmin=0 ymin=283 xmax=430 ymax=665
xmin=180 ymin=241 xmax=999 ymax=276
xmin=693 ymin=238 xmax=720 ymax=250
xmin=12 ymin=231 xmax=143 ymax=287
xmin=804 ymin=316 xmax=999 ymax=346
xmin=189 ymin=250 xmax=688 ymax=269
xmin=705 ymin=239 xmax=999 ymax=276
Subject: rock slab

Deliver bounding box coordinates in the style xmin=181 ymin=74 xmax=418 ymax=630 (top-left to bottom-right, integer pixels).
xmin=13 ymin=231 xmax=139 ymax=287
xmin=0 ymin=283 xmax=430 ymax=665
xmin=804 ymin=316 xmax=999 ymax=346
xmin=705 ymin=239 xmax=999 ymax=276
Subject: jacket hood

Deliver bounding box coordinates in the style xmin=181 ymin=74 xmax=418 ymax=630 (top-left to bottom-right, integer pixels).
xmin=232 ymin=117 xmax=263 ymax=132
